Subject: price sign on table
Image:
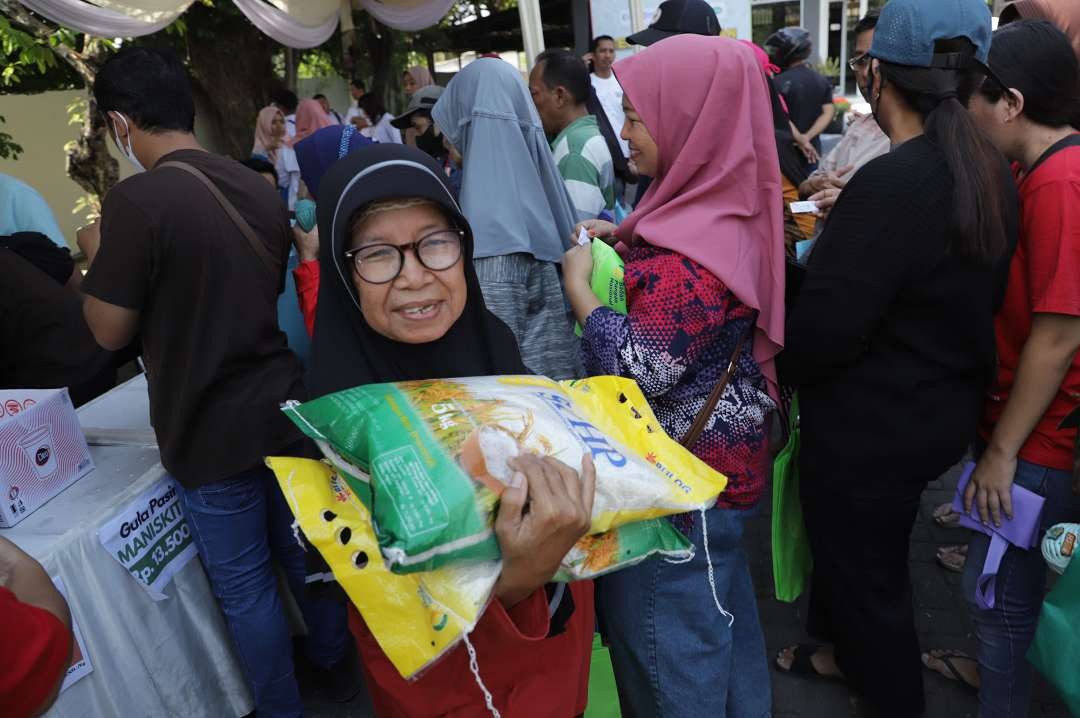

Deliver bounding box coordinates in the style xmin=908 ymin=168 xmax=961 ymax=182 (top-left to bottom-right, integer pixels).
xmin=98 ymin=477 xmax=198 ymax=600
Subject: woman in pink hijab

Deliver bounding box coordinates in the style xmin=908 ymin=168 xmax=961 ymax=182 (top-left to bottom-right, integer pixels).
xmin=292 ymin=99 xmax=335 ymax=144
xmin=563 ymin=34 xmax=783 ymax=716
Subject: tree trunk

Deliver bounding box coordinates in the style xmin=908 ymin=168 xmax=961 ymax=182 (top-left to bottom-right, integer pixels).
xmin=364 ymin=14 xmax=398 ymax=105
xmin=181 ymin=3 xmax=281 ymax=159
xmin=65 ymin=39 xmax=118 ymax=200
xmin=284 ymin=48 xmax=299 ymax=92
xmin=0 ymin=1 xmax=118 ymax=200
xmin=66 ymin=92 xmax=119 ymax=201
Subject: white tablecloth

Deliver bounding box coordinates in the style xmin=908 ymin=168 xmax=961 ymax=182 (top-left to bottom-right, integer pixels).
xmin=1 ymin=375 xmax=254 ymax=718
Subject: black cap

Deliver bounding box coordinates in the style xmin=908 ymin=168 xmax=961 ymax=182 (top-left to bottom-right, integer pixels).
xmin=390 ymin=86 xmax=445 ymax=129
xmin=626 ymin=0 xmax=721 ymax=47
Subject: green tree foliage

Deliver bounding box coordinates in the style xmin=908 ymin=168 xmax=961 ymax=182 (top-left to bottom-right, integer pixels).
xmin=0 ymin=0 xmax=487 ymax=200
xmin=0 ymin=114 xmax=22 ymax=160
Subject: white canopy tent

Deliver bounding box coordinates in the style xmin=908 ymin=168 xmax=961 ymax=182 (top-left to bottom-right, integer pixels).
xmin=12 ymin=0 xmax=555 ymax=58
xmin=13 ymin=0 xmax=351 ymax=47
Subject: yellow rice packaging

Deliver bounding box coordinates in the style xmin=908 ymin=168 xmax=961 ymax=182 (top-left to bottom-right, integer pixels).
xmin=282 ymin=375 xmax=727 ymax=573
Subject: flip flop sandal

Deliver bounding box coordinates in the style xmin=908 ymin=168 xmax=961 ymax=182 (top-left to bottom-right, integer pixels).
xmin=936 ymin=544 xmax=967 ymax=573
xmin=933 ymin=502 xmax=962 ymax=529
xmin=922 ymin=651 xmax=978 ymax=692
xmin=1043 ymin=523 xmax=1080 ymax=575
xmin=775 ymin=644 xmax=845 ymax=684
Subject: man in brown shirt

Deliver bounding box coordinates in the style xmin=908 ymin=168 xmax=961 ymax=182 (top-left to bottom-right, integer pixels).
xmin=79 ymin=47 xmax=357 ymax=715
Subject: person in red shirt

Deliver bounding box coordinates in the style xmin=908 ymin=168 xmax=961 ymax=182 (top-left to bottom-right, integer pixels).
xmin=0 ymin=537 xmax=72 ymax=718
xmin=922 ymin=20 xmax=1080 ymax=715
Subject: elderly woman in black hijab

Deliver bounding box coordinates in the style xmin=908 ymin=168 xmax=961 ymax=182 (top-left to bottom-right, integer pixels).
xmin=307 ymin=143 xmax=597 ymax=717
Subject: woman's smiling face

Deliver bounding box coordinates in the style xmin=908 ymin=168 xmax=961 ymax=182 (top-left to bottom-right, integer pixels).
xmin=348 ymin=201 xmax=468 ymax=344
xmin=621 ymin=95 xmax=658 ymax=177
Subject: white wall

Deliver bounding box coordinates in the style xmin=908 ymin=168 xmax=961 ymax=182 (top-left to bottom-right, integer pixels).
xmin=0 ymin=90 xmax=127 ymax=250
xmin=0 ymin=78 xmax=356 ymax=251
xmin=298 ymin=77 xmax=352 ymax=118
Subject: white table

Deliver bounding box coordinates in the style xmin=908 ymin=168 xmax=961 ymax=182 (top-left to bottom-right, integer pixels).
xmin=2 ymin=375 xmax=254 ymax=718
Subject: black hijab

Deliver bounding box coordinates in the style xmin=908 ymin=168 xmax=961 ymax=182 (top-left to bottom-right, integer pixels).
xmin=308 ymin=144 xmax=527 ymax=398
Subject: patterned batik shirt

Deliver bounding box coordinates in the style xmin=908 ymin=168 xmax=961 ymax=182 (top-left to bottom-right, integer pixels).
xmin=580 ymin=244 xmax=774 ymax=509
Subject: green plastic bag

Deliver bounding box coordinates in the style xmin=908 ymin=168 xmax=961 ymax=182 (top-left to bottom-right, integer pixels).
xmin=585 ymin=634 xmax=622 ymax=718
xmin=575 ymin=239 xmax=627 ymax=336
xmin=771 ymin=394 xmax=813 ymax=602
xmin=555 ymin=516 xmax=693 ymax=582
xmin=1027 ymin=556 xmax=1080 ymax=715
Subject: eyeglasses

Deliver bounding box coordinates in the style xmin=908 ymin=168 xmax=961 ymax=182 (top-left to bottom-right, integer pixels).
xmin=343 ymin=229 xmax=464 ymax=284
xmin=848 ymin=53 xmax=871 ymax=71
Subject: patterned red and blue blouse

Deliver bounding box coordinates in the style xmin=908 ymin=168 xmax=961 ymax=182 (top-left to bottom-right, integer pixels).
xmin=580 ymin=244 xmax=773 ymax=510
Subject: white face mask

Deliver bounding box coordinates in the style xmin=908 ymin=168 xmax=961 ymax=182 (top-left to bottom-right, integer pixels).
xmin=109 ymin=112 xmax=146 ymax=173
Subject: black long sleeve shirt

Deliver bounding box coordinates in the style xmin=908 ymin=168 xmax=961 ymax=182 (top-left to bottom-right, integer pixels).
xmin=782 ymin=135 xmax=1017 ymax=484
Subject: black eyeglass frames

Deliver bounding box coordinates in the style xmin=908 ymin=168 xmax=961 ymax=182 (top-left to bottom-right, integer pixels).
xmin=343 ymin=229 xmax=465 ymax=284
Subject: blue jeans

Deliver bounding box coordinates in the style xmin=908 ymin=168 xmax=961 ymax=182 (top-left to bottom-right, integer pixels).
xmin=181 ymin=463 xmax=350 ymax=718
xmin=596 ymin=507 xmax=771 ymax=718
xmin=964 ymin=458 xmax=1080 ymax=718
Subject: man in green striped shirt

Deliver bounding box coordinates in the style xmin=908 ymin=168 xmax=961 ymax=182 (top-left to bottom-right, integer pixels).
xmin=529 ymin=50 xmax=615 ymax=223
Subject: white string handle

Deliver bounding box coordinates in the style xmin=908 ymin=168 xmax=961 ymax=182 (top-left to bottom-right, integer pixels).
xmin=462 ymin=631 xmax=502 ymax=718
xmin=699 ymin=506 xmax=735 ymax=627
xmin=425 ymin=594 xmax=503 ymax=718
xmin=664 ymin=507 xmax=735 ymax=627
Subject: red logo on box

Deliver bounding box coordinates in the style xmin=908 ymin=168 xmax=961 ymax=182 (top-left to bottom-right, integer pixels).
xmin=4 ymin=400 xmax=21 ymax=416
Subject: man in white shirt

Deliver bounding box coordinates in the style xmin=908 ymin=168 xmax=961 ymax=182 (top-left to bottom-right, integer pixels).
xmin=273 ymin=89 xmax=298 ymax=139
xmin=343 ymin=79 xmax=370 ymax=130
xmin=588 ymin=35 xmax=629 ymax=161
xmin=314 ymin=94 xmax=342 ymax=124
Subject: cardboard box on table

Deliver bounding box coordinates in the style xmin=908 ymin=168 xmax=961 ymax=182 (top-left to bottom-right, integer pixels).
xmin=0 ymin=388 xmax=94 ymax=528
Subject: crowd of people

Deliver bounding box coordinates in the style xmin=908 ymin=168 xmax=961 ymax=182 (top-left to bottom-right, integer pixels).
xmin=2 ymin=0 xmax=1080 ymax=716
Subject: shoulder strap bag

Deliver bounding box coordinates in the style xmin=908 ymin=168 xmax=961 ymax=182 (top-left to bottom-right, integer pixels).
xmin=157 ymin=160 xmax=281 ymax=279
xmin=681 ymin=311 xmax=758 ymax=450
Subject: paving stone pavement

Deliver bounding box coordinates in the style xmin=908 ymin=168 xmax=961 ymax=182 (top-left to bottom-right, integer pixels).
xmin=304 ymin=463 xmax=1070 ymax=717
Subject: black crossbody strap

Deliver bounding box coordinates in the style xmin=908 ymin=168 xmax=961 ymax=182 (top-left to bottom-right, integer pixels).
xmin=681 ymin=311 xmax=759 ymax=450
xmin=158 ymin=160 xmax=280 ymax=278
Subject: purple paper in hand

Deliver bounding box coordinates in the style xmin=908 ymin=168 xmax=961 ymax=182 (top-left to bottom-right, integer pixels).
xmin=952 ymin=462 xmax=1046 ymax=609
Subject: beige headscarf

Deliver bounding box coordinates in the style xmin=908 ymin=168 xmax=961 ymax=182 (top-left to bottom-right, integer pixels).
xmin=403 ymin=66 xmax=437 ymax=146
xmin=404 ymin=66 xmax=434 ymax=95
xmin=253 ymin=105 xmax=285 ymax=163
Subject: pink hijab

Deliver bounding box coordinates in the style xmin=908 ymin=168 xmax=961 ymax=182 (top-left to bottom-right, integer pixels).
xmin=1003 ymin=0 xmax=1080 ymax=59
xmin=292 ymin=99 xmax=334 ymax=144
xmin=253 ymin=105 xmax=284 ymax=162
xmin=614 ymin=35 xmax=785 ymax=397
